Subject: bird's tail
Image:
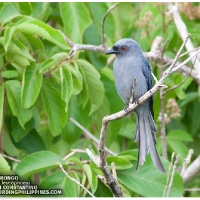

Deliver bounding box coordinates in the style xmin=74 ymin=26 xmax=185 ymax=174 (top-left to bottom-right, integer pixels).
xmin=134 ymin=110 xmax=166 ymax=173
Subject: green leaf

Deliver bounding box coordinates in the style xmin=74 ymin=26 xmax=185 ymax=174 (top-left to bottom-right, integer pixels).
xmin=0 ymin=3 xmax=21 ymax=26
xmin=15 ymin=151 xmax=64 ymax=177
xmin=24 ymin=33 xmax=44 ymax=50
xmin=87 ymin=3 xmax=115 ymax=39
xmin=39 ymin=52 xmax=68 ymax=74
xmin=41 ymin=78 xmax=67 ymax=136
xmin=117 ymin=156 xmax=183 ymax=197
xmin=106 ymin=156 xmax=133 ymax=170
xmin=60 ymin=65 xmax=73 ymax=105
xmin=17 ymin=2 xmax=33 ymax=15
xmin=6 ymin=47 xmax=30 ymax=67
xmin=32 ymin=2 xmax=51 ymax=21
xmin=179 ymin=92 xmax=199 ymax=107
xmin=13 ymin=40 xmax=35 ymax=61
xmin=77 ymin=59 xmax=105 ymax=115
xmin=68 ymin=63 xmax=83 ymax=95
xmin=17 ymin=129 xmax=46 ymax=154
xmin=0 ymin=84 xmax=4 ymax=131
xmin=83 ymin=164 xmax=97 ymax=194
xmin=3 ymin=26 xmax=15 ymax=51
xmin=11 ymin=118 xmax=34 ymax=142
xmin=40 ymin=171 xmax=81 ymax=197
xmin=5 ymin=80 xmax=32 ymax=128
xmin=4 ymin=128 xmax=20 ymax=156
xmin=167 ymin=129 xmax=193 ymax=142
xmin=39 ymin=171 xmax=65 ymax=189
xmin=60 ymin=2 xmax=91 ymax=43
xmin=21 ymin=63 xmax=43 ymax=108
xmin=0 ymin=154 xmax=11 ymax=174
xmin=15 ymin=18 xmax=69 ymax=50
xmin=117 ymin=149 xmax=138 ymax=161
xmin=1 ymin=70 xmax=18 ymax=79
xmin=167 ymin=140 xmax=188 ymax=164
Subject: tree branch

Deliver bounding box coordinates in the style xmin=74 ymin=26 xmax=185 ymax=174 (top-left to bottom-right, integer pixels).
xmin=163 ymin=152 xmax=175 ymax=197
xmin=160 ymin=39 xmax=169 ymax=160
xmin=67 ymin=3 xmax=119 ymax=59
xmin=182 ymin=156 xmax=200 ymax=184
xmin=166 ymin=154 xmax=180 ymax=197
xmin=58 ymin=162 xmax=96 ymax=198
xmin=166 ymin=2 xmax=200 ymax=74
xmin=70 ymin=117 xmax=116 ymax=156
xmin=181 ymin=149 xmax=194 ymax=176
xmin=101 ymin=3 xmax=119 ymax=48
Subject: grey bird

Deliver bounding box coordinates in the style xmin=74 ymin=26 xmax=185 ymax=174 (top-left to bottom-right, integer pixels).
xmin=105 ymin=38 xmax=166 ymax=173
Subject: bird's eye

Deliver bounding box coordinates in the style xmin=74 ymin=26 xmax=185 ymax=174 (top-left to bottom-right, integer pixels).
xmin=121 ymin=46 xmax=126 ymax=51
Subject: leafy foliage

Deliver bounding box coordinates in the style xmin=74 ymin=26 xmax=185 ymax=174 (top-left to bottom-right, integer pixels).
xmin=0 ymin=2 xmax=200 ymax=197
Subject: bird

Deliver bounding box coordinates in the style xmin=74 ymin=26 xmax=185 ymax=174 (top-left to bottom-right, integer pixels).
xmin=105 ymin=38 xmax=166 ymax=173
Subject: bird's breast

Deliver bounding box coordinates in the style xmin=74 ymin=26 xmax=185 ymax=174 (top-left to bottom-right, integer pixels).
xmin=113 ymin=58 xmax=148 ymax=104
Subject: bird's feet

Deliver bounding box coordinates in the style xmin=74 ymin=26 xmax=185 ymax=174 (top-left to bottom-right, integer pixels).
xmin=124 ymin=105 xmax=129 ymax=112
xmin=133 ymin=98 xmax=139 ymax=105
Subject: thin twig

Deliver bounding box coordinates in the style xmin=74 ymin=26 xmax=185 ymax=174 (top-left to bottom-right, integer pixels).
xmin=101 ymin=3 xmax=119 ymax=48
xmin=166 ymin=154 xmax=180 ymax=197
xmin=66 ymin=160 xmax=90 ymax=166
xmin=168 ymin=33 xmax=191 ymax=73
xmin=179 ymin=46 xmax=200 ymax=58
xmin=0 ymin=153 xmax=20 ymax=163
xmin=85 ymin=148 xmax=100 ymax=167
xmin=182 ymin=156 xmax=200 ymax=184
xmin=63 ymin=149 xmax=87 ymax=160
xmin=163 ymin=152 xmax=175 ymax=197
xmin=70 ymin=117 xmax=116 ymax=156
xmin=171 ymin=47 xmax=200 ymax=73
xmin=184 ymin=188 xmax=200 ymax=191
xmin=166 ymin=2 xmax=200 ymax=73
xmin=164 ymin=67 xmax=192 ymax=95
xmin=58 ymin=162 xmax=96 ymax=198
xmin=181 ymin=149 xmax=194 ymax=176
xmin=160 ymin=39 xmax=169 ymax=160
xmin=111 ymin=162 xmax=118 ymax=183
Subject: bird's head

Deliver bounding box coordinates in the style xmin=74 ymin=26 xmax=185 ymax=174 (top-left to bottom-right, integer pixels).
xmin=105 ymin=38 xmax=142 ymax=57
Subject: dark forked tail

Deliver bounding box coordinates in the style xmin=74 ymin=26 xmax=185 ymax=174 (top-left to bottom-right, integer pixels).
xmin=134 ymin=109 xmax=166 ymax=173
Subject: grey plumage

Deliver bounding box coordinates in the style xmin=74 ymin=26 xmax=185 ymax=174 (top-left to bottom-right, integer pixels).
xmin=106 ymin=38 xmax=165 ymax=173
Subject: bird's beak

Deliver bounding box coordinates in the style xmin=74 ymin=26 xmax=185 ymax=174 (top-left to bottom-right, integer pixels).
xmin=105 ymin=48 xmax=117 ymax=55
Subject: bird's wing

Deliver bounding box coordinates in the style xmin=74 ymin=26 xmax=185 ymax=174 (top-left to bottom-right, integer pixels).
xmin=142 ymin=59 xmax=154 ymax=118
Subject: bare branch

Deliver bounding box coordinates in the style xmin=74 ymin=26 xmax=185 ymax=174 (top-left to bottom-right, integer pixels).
xmin=182 ymin=156 xmax=200 ymax=184
xmin=70 ymin=117 xmax=116 ymax=156
xmin=111 ymin=162 xmax=118 ymax=183
xmin=67 ymin=3 xmax=119 ymax=59
xmin=181 ymin=149 xmax=194 ymax=176
xmin=0 ymin=153 xmax=20 ymax=163
xmin=160 ymin=39 xmax=170 ymax=160
xmin=166 ymin=154 xmax=180 ymax=197
xmin=184 ymin=188 xmax=200 ymax=192
xmin=171 ymin=48 xmax=200 ymax=73
xmin=63 ymin=149 xmax=87 ymax=161
xmin=166 ymin=2 xmax=200 ymax=73
xmin=58 ymin=162 xmax=96 ymax=198
xmin=164 ymin=66 xmax=192 ymax=95
xmin=144 ymin=51 xmax=200 ymax=85
xmin=85 ymin=148 xmax=100 ymax=167
xmin=101 ymin=3 xmax=119 ymax=48
xmin=68 ymin=44 xmax=106 ymax=58
xmin=163 ymin=152 xmax=175 ymax=197
xmin=179 ymin=46 xmax=200 ymax=59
